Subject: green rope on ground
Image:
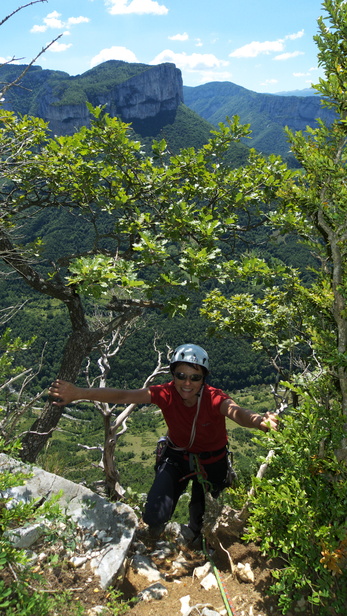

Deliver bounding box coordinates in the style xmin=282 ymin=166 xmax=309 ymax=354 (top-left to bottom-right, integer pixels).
xmin=192 ymin=453 xmax=238 ymax=616
xmin=202 ymin=535 xmax=238 ymax=616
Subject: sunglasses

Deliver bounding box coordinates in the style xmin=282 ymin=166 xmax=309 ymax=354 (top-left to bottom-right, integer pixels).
xmin=174 ymin=371 xmax=203 ymax=382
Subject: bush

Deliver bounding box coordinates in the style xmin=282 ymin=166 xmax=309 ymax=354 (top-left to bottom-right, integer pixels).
xmin=0 ymin=441 xmax=57 ymax=615
xmin=244 ymin=394 xmax=347 ymax=615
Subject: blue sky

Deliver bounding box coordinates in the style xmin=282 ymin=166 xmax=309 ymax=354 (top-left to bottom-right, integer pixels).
xmin=1 ymin=0 xmax=326 ymax=93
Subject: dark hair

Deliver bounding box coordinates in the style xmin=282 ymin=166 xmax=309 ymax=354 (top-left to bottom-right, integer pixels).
xmin=170 ymin=361 xmax=208 ymax=378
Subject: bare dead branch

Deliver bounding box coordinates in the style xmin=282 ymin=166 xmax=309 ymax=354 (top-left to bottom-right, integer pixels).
xmin=0 ymin=33 xmax=63 ymax=99
xmin=0 ymin=300 xmax=30 ymax=324
xmin=0 ymin=1 xmax=48 ymax=28
xmin=270 ymin=385 xmax=290 ymax=413
xmin=0 ymin=343 xmax=47 ymax=437
xmin=82 ymin=330 xmax=171 ymax=499
xmin=236 ymin=449 xmax=276 ymax=523
xmin=110 ymin=360 xmax=169 ymax=435
xmin=78 ymin=443 xmax=103 ymax=452
xmin=16 ymin=426 xmax=57 ymax=439
xmin=0 ymin=369 xmax=32 ymax=392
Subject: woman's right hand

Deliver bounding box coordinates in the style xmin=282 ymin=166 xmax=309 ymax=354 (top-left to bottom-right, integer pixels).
xmin=48 ymin=379 xmax=80 ymax=406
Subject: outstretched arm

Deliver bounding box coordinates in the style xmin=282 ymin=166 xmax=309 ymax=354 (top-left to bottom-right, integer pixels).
xmin=220 ymin=398 xmax=279 ymax=432
xmin=48 ymin=379 xmax=152 ymax=407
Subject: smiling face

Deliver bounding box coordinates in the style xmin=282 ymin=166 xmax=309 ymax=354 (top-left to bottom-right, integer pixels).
xmin=172 ymin=362 xmax=204 ymax=406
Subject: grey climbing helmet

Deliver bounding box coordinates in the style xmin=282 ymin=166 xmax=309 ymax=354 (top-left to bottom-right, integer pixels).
xmin=170 ymin=343 xmax=209 ymax=373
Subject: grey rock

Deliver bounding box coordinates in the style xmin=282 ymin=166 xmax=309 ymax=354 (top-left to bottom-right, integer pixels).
xmin=0 ymin=454 xmax=137 ymax=589
xmin=32 ymin=62 xmax=183 ymax=136
xmin=68 ymin=555 xmax=89 ymax=568
xmin=5 ymin=522 xmax=45 ymax=548
xmin=201 ymin=609 xmax=222 ymax=616
xmin=164 ymin=521 xmax=182 ymax=537
xmin=130 ymin=553 xmax=162 ymax=582
xmin=150 ymin=544 xmax=173 ymax=560
xmin=137 ymin=582 xmax=168 ymax=602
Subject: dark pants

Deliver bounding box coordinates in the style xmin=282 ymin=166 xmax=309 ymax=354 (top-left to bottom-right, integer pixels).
xmin=142 ymin=447 xmax=228 ymax=533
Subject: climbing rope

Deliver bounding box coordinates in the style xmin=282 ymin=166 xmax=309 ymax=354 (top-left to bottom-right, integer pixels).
xmin=202 ymin=535 xmax=239 ymax=616
xmin=191 ymin=454 xmax=239 ymax=616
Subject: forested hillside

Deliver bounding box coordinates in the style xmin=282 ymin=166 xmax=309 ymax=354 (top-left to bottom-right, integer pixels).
xmin=0 ymin=200 xmax=313 ymax=394
xmin=183 ymin=81 xmax=336 ymax=161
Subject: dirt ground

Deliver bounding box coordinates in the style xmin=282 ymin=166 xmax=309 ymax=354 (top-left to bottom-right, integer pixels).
xmin=36 ymin=532 xmax=286 ymax=616
xmin=123 ymin=537 xmax=285 ymax=616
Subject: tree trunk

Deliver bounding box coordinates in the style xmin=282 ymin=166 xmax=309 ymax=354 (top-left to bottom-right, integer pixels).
xmin=316 ymin=210 xmax=347 ymax=460
xmin=20 ymin=327 xmax=95 ymax=462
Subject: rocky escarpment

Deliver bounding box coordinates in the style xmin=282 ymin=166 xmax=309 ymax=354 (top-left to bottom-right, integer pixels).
xmin=30 ymin=62 xmax=183 ymax=135
xmin=255 ymin=92 xmax=334 ymax=131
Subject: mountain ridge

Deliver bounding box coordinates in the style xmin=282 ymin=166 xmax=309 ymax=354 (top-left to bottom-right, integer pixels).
xmin=1 ymin=60 xmax=335 ymax=160
xmin=183 ymin=81 xmax=335 ymax=159
xmin=1 ymin=60 xmax=183 ymax=137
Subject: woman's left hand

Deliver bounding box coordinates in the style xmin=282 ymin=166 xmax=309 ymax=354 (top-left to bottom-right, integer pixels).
xmin=261 ymin=411 xmax=279 ymax=432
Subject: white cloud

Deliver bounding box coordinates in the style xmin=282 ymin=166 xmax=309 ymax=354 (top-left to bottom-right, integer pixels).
xmin=90 ymin=46 xmax=138 ymax=67
xmin=168 ymin=32 xmax=189 ymax=42
xmin=230 ymin=40 xmax=284 ymax=58
xmin=49 ymin=41 xmax=73 ymax=53
xmin=31 ymin=11 xmax=89 ymax=33
xmin=195 ymin=38 xmax=203 ymax=47
xmin=67 ymin=16 xmax=90 ymax=26
xmin=285 ymin=30 xmax=304 ymax=40
xmin=151 ymin=49 xmax=229 ymax=70
xmin=293 ymin=67 xmax=318 ymax=80
xmin=274 ymin=51 xmax=304 ymax=61
xmin=31 ymin=24 xmax=47 ymax=33
xmin=106 ymin=0 xmax=168 ymax=15
xmin=230 ymin=30 xmax=305 ymax=59
xmin=43 ymin=10 xmax=64 ymax=29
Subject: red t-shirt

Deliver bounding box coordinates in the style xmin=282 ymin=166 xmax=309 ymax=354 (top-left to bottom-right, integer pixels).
xmin=149 ymin=381 xmax=229 ymax=453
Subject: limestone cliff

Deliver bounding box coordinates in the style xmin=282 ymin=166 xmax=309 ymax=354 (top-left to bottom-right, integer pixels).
xmin=2 ymin=60 xmax=183 ymax=136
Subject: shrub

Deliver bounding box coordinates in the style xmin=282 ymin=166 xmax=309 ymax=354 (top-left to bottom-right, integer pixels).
xmin=244 ymin=394 xmax=347 ymax=615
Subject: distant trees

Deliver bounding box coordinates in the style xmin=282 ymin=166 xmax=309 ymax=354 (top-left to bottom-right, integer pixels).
xmin=0 ymin=303 xmax=45 ymax=442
